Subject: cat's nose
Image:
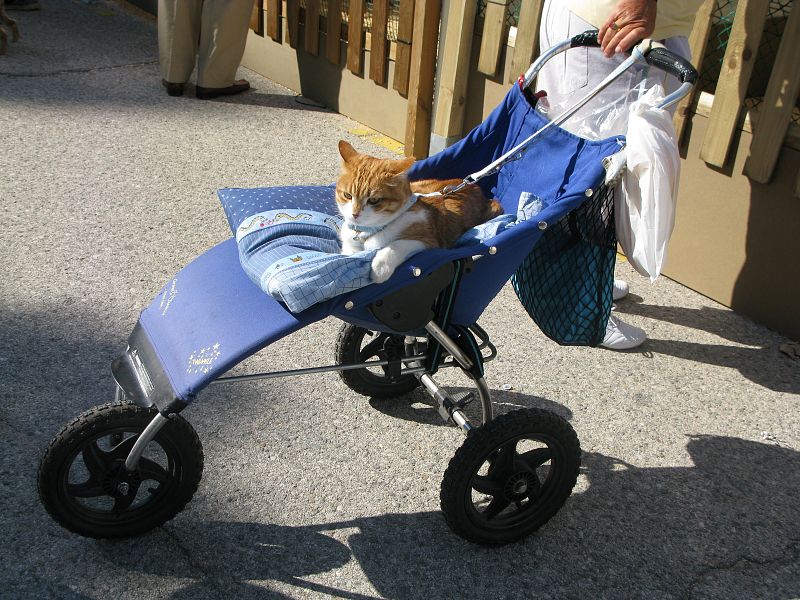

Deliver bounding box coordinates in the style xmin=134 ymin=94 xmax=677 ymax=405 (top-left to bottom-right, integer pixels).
xmin=351 ymin=211 xmax=360 ymax=219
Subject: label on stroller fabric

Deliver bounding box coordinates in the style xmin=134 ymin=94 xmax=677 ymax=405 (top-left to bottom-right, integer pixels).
xmin=236 ymin=210 xmax=343 ymax=242
xmin=260 ymin=251 xmax=330 ymax=289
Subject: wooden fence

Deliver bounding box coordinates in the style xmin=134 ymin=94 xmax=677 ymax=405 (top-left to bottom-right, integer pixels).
xmin=676 ymin=0 xmax=800 ymax=196
xmin=247 ymin=0 xmax=799 ymax=191
xmin=249 ymin=0 xmax=441 ymax=157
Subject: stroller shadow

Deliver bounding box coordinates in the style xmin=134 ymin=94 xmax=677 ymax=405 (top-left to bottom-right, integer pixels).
xmin=368 ymin=388 xmax=573 ymax=426
xmin=100 ymin=435 xmax=800 ymax=599
xmin=616 ymin=303 xmax=800 ymax=394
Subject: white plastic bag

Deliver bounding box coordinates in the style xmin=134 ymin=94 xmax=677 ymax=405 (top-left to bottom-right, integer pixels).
xmin=616 ymin=95 xmax=680 ymax=282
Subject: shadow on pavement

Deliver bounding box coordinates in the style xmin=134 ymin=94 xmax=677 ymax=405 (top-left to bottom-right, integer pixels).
xmin=368 ymin=387 xmax=573 ymax=427
xmin=99 ymin=435 xmax=800 ymax=600
xmin=617 ymin=303 xmax=800 ymax=394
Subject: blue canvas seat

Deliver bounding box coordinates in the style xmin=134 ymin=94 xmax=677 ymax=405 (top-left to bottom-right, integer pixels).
xmin=124 ymin=84 xmax=622 ymax=407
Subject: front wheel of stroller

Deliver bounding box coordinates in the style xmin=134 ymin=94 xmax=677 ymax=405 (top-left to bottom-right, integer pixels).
xmin=440 ymin=408 xmax=580 ymax=546
xmin=38 ymin=401 xmax=203 ymax=539
xmin=334 ymin=323 xmax=421 ymax=398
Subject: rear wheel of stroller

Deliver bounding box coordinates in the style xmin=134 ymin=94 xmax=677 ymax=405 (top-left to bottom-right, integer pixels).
xmin=440 ymin=408 xmax=580 ymax=546
xmin=38 ymin=401 xmax=203 ymax=539
xmin=334 ymin=323 xmax=421 ymax=398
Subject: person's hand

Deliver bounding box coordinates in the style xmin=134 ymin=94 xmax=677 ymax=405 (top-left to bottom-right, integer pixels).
xmin=597 ymin=0 xmax=657 ymax=57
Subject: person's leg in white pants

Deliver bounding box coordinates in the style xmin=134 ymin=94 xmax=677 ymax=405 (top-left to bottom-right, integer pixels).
xmin=536 ymin=0 xmax=689 ymax=350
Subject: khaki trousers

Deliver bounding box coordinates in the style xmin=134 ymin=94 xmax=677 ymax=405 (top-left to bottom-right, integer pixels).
xmin=158 ymin=0 xmax=253 ymax=89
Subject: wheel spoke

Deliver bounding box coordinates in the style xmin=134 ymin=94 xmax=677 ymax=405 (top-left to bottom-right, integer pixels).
xmin=81 ymin=441 xmax=113 ymax=477
xmin=107 ymin=434 xmax=139 ymax=461
xmin=138 ymin=457 xmax=172 ymax=485
xmin=471 ymin=474 xmax=503 ymax=497
xmin=488 ymin=440 xmax=518 ymax=478
xmin=516 ymin=447 xmax=552 ymax=472
xmin=359 ymin=333 xmax=390 ymax=360
xmin=67 ymin=479 xmax=106 ymax=499
xmin=481 ymin=496 xmax=510 ymax=520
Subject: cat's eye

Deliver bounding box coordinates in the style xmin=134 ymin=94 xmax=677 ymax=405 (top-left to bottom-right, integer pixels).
xmin=367 ymin=197 xmax=381 ymax=206
xmin=343 ymin=191 xmax=352 ymax=200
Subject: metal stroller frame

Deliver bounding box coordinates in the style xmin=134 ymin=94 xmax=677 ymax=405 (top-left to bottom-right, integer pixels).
xmin=38 ymin=33 xmax=697 ymax=546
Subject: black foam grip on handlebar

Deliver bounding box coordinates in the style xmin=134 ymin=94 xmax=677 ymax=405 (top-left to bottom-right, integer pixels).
xmin=570 ymin=30 xmax=601 ymax=48
xmin=643 ymin=46 xmax=698 ymax=85
xmin=569 ymin=30 xmax=698 ymax=85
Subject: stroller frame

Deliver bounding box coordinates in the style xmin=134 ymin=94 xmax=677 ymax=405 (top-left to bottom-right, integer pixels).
xmin=38 ymin=34 xmax=697 ymax=546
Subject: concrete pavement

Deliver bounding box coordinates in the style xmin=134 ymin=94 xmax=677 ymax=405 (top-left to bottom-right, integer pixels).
xmin=1 ymin=2 xmax=798 ymax=598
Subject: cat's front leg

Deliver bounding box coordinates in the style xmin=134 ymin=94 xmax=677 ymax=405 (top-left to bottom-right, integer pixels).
xmin=370 ymin=240 xmax=428 ymax=283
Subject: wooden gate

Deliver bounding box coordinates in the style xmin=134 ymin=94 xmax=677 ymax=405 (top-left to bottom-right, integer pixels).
xmin=245 ymin=0 xmax=441 ymax=157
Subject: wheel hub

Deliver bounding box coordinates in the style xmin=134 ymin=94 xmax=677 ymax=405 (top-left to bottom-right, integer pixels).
xmin=504 ymin=471 xmax=534 ymax=501
xmin=101 ymin=465 xmax=141 ymax=498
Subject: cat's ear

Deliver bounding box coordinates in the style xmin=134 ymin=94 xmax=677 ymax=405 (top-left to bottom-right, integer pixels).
xmin=338 ymin=140 xmax=359 ymax=164
xmin=389 ymin=157 xmax=415 ymax=175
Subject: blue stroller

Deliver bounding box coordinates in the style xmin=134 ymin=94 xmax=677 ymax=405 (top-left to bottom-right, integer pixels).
xmin=37 ymin=34 xmax=696 ymax=546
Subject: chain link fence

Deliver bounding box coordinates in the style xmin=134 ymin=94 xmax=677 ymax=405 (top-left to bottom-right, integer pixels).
xmin=300 ymin=0 xmax=402 ymax=41
xmin=698 ymin=0 xmax=798 ymax=124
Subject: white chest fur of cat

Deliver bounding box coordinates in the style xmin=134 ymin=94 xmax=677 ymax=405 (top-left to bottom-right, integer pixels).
xmin=339 ymin=198 xmax=428 ymax=284
xmin=334 ymin=139 xmax=503 ymax=285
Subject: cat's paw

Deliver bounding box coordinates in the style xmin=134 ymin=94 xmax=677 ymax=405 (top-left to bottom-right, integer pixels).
xmin=370 ymin=249 xmax=397 ymax=283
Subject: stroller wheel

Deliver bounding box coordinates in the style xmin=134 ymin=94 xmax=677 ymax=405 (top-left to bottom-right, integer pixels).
xmin=334 ymin=323 xmax=421 ymax=398
xmin=38 ymin=401 xmax=203 ymax=539
xmin=440 ymin=408 xmax=580 ymax=546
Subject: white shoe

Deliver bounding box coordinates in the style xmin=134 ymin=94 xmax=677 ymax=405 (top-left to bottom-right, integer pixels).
xmin=612 ymin=279 xmax=629 ymax=301
xmin=601 ymin=315 xmax=647 ymax=350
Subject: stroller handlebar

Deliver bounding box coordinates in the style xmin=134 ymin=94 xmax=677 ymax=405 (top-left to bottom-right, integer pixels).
xmin=568 ymin=30 xmax=698 ymax=85
xmin=467 ymin=32 xmax=698 ymax=189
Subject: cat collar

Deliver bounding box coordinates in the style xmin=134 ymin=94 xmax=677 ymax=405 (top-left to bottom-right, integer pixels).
xmin=348 ymin=194 xmax=418 ymax=243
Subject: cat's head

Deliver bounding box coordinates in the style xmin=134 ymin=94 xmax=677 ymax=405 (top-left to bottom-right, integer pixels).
xmin=335 ymin=140 xmax=415 ymax=227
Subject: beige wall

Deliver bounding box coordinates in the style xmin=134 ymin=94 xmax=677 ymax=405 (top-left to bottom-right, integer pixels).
xmin=242 ymin=30 xmax=408 ymax=142
xmin=666 ymin=115 xmax=800 ymax=341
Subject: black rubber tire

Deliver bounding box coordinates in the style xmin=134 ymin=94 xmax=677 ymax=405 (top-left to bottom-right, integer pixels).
xmin=38 ymin=401 xmax=203 ymax=539
xmin=440 ymin=408 xmax=580 ymax=546
xmin=334 ymin=323 xmax=420 ymax=398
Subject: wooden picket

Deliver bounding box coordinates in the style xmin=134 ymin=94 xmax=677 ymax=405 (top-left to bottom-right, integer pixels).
xmin=743 ymin=3 xmax=800 ymax=183
xmin=286 ymin=0 xmax=300 ymax=48
xmin=393 ymin=0 xmax=416 ymax=96
xmin=700 ymin=0 xmax=771 ymax=167
xmin=266 ymin=0 xmax=281 ymax=42
xmin=431 ymin=0 xmax=478 ymax=148
xmin=673 ymin=0 xmax=715 ymax=145
xmin=405 ymin=0 xmax=441 ymax=157
xmin=305 ymin=0 xmax=321 ymax=56
xmin=346 ymin=0 xmax=366 ymax=74
xmin=478 ymin=0 xmax=511 ymax=76
xmin=508 ymin=0 xmax=544 ymax=83
xmin=326 ymin=0 xmax=342 ymax=64
xmin=250 ymin=0 xmax=264 ymax=36
xmin=370 ymin=0 xmax=390 ymax=86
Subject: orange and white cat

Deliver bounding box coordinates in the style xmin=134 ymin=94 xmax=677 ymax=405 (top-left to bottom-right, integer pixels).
xmin=336 ymin=140 xmax=503 ymax=283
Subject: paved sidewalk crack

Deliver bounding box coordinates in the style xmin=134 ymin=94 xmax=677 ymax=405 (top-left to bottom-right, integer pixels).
xmin=684 ymin=539 xmax=800 ymax=599
xmin=0 ymin=59 xmax=158 ymax=78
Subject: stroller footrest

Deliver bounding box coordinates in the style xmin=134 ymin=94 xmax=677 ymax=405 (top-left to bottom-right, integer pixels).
xmin=112 ymin=322 xmax=185 ymax=414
